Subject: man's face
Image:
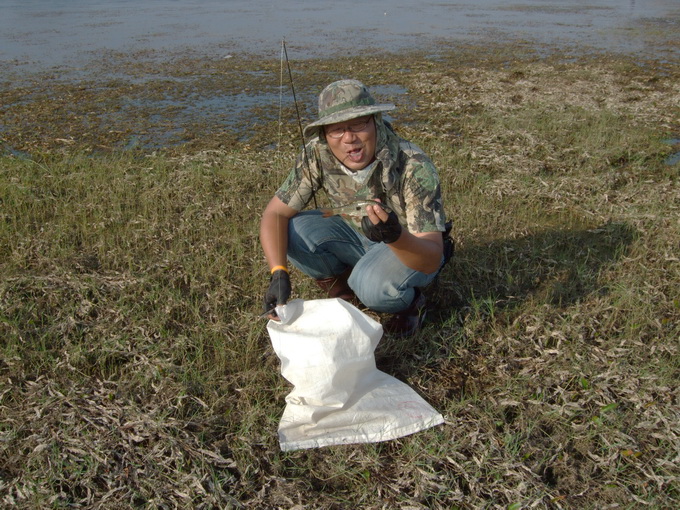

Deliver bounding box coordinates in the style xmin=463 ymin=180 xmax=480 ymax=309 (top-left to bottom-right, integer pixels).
xmin=324 ymin=115 xmax=377 ymax=171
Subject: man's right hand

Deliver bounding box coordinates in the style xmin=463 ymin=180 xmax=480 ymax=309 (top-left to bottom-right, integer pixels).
xmin=263 ymin=269 xmax=291 ymax=318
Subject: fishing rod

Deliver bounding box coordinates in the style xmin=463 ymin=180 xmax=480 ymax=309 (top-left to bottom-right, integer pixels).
xmin=261 ymin=41 xmax=320 ymax=320
xmin=281 ymin=39 xmax=318 ymax=209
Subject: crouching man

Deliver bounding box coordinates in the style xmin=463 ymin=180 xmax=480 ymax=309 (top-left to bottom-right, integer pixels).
xmin=260 ymin=79 xmax=448 ymax=336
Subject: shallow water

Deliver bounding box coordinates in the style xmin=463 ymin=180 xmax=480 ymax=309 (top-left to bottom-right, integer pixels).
xmin=1 ymin=1 xmax=678 ymax=154
xmin=1 ymin=0 xmax=678 ymax=70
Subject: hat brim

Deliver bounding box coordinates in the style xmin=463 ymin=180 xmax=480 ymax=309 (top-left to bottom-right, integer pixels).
xmin=303 ymin=103 xmax=396 ymax=139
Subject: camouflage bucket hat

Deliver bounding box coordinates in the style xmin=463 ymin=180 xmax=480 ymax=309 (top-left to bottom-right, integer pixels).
xmin=303 ymin=79 xmax=396 ymax=139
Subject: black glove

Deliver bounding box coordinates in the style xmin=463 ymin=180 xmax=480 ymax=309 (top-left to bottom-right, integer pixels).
xmin=361 ymin=210 xmax=402 ymax=244
xmin=263 ymin=269 xmax=291 ymax=315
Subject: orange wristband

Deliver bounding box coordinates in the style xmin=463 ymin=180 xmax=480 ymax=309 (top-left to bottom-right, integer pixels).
xmin=271 ymin=265 xmax=288 ymax=274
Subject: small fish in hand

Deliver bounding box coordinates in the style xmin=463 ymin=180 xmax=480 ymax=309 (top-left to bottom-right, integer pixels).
xmin=320 ymin=200 xmax=392 ymax=219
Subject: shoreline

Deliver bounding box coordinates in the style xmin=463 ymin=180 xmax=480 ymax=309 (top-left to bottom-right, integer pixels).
xmin=1 ymin=41 xmax=679 ymax=157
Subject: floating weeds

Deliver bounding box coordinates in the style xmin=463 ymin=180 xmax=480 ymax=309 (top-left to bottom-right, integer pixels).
xmin=2 ymin=45 xmax=677 ymax=158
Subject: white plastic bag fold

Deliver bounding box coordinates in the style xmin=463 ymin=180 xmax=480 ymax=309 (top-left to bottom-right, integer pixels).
xmin=267 ymin=298 xmax=444 ymax=451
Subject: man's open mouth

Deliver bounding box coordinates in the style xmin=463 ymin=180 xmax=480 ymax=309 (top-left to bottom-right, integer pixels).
xmin=347 ymin=147 xmax=364 ymax=162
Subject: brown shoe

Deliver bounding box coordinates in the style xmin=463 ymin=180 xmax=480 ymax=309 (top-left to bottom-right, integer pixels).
xmin=384 ymin=289 xmax=427 ymax=337
xmin=315 ymin=268 xmax=356 ymax=301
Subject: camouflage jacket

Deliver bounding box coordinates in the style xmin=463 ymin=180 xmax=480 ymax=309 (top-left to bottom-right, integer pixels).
xmin=275 ymin=115 xmax=447 ymax=234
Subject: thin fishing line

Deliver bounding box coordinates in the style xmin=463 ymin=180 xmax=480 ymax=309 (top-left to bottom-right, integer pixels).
xmin=272 ymin=40 xmax=288 ymax=304
xmin=277 ymin=41 xmax=284 ymax=173
xmin=282 ymin=39 xmax=318 ymax=209
xmin=268 ymin=40 xmax=319 ymax=306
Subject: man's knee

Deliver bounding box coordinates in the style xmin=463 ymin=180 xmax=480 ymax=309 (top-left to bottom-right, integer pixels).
xmin=350 ymin=272 xmax=413 ymax=313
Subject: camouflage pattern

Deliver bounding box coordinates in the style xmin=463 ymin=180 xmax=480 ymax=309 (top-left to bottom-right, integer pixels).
xmin=276 ymin=114 xmax=447 ymax=235
xmin=303 ymin=80 xmax=396 ymax=140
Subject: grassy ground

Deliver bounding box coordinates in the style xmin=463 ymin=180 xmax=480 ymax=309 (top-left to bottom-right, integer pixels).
xmin=1 ymin=45 xmax=679 ymax=508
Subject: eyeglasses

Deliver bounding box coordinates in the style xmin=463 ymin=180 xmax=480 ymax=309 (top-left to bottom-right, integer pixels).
xmin=325 ymin=117 xmax=373 ymax=139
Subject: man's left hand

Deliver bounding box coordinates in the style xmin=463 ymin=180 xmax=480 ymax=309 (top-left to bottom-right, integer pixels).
xmin=361 ymin=204 xmax=402 ymax=244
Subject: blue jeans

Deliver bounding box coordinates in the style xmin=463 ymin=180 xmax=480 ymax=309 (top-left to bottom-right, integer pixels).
xmin=286 ymin=210 xmax=441 ymax=313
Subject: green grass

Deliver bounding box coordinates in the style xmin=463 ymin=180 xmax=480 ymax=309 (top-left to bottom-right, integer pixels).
xmin=1 ymin=47 xmax=679 ymax=508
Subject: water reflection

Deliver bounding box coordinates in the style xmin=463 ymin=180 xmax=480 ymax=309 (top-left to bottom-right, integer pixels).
xmin=1 ymin=0 xmax=678 ymax=69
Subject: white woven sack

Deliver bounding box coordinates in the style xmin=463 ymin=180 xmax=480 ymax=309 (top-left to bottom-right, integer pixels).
xmin=267 ymin=298 xmax=444 ymax=451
